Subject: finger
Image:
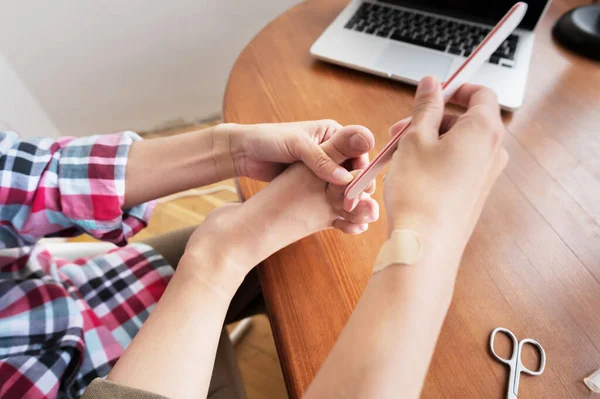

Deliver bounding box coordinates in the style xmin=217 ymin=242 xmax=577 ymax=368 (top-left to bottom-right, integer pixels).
xmin=343 ymin=190 xmax=371 ymax=213
xmin=344 ymin=195 xmax=360 ymax=213
xmin=445 ymin=87 xmax=504 ymax=150
xmin=320 ymin=119 xmax=342 ymax=142
xmin=292 ymin=137 xmax=355 ymax=185
xmin=340 ymin=198 xmax=379 ymax=225
xmin=320 ymin=125 xmax=375 ymax=164
xmin=411 ymin=76 xmax=444 ymax=140
xmin=328 ymin=170 xmax=369 ymax=212
xmin=332 ymin=219 xmax=369 ymax=235
xmin=349 ymin=155 xmax=375 ymax=195
xmin=390 ymin=114 xmax=457 ymax=140
xmin=450 ymin=84 xmax=502 ymax=126
xmin=450 ymin=83 xmax=498 ymax=110
xmin=389 ymin=117 xmax=412 ymax=137
xmin=292 ymin=119 xmax=342 ymax=143
xmin=364 ymin=178 xmax=376 ymax=195
xmin=350 ymin=152 xmax=370 ymax=171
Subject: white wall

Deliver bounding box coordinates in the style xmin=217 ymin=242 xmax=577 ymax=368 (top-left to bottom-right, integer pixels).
xmin=0 ymin=0 xmax=300 ymax=137
xmin=0 ymin=53 xmax=61 ymax=137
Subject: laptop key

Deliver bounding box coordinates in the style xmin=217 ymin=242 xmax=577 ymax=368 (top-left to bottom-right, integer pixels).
xmin=391 ymin=33 xmax=447 ymax=52
xmin=489 ymin=55 xmax=500 ymax=64
xmin=346 ymin=4 xmax=521 ymax=62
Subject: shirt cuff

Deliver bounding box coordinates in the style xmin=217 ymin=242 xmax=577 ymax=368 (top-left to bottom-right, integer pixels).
xmin=56 ymin=131 xmax=155 ymax=246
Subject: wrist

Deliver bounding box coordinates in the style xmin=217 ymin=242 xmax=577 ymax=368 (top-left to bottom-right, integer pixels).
xmin=372 ymin=229 xmax=461 ymax=304
xmin=387 ymin=211 xmax=445 ymax=240
xmin=177 ymin=227 xmax=252 ymax=299
xmin=386 ymin=212 xmax=466 ymax=269
xmin=220 ymin=123 xmax=246 ymax=178
xmin=175 ymin=202 xmax=286 ymax=295
xmin=211 ymin=123 xmax=241 ymax=180
xmin=176 ymin=251 xmax=245 ymax=300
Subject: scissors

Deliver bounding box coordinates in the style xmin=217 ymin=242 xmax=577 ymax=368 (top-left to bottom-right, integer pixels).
xmin=489 ymin=327 xmax=546 ymax=398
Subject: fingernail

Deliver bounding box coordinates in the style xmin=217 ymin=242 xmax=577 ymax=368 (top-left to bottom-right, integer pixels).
xmin=333 ymin=167 xmax=353 ymax=183
xmin=417 ymin=76 xmax=438 ymax=95
xmin=350 ymin=134 xmax=369 ymax=151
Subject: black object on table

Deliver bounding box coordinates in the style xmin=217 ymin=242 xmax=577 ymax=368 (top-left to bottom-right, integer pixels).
xmin=553 ymin=4 xmax=600 ymax=61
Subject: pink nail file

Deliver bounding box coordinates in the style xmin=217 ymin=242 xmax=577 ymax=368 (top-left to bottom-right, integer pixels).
xmin=345 ymin=2 xmax=528 ymax=199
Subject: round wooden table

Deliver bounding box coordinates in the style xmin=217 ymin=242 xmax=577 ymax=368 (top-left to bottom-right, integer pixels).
xmin=223 ymin=1 xmax=600 ymax=397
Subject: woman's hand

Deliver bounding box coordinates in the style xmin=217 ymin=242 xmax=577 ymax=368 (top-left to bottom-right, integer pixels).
xmin=110 ymin=125 xmax=378 ymax=399
xmin=303 ymin=78 xmax=509 ymax=399
xmin=181 ymin=125 xmax=379 ymax=288
xmin=384 ymin=76 xmax=508 ymax=248
xmin=124 ymin=120 xmax=374 ymax=209
xmin=227 ymin=120 xmax=375 ymax=190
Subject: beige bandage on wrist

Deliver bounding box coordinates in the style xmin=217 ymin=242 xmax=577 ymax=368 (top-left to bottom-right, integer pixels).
xmin=372 ymin=229 xmax=423 ymax=274
xmin=213 ymin=124 xmax=236 ymax=180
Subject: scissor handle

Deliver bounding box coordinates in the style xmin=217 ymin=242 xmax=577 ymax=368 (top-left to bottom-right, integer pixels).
xmin=490 ymin=327 xmax=519 ymax=365
xmin=517 ymin=338 xmax=546 ymax=376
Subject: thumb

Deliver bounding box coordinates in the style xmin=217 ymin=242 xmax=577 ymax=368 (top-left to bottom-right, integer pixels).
xmin=320 ymin=125 xmax=374 ymax=163
xmin=412 ymin=76 xmax=444 ymax=140
xmin=294 ymin=125 xmax=374 ymax=185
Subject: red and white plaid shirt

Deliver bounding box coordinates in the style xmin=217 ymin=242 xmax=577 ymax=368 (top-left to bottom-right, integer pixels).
xmin=0 ymin=132 xmax=173 ymax=398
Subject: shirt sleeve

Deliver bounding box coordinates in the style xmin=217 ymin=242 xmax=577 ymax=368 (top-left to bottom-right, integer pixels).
xmin=0 ymin=131 xmax=154 ymax=248
xmin=81 ymin=379 xmax=169 ymax=399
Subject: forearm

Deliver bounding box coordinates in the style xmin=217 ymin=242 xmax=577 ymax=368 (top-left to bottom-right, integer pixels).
xmin=124 ymin=125 xmax=237 ymax=208
xmin=107 ymin=252 xmax=244 ymax=399
xmin=222 ymin=164 xmax=327 ymax=267
xmin=304 ymin=231 xmax=462 ymax=399
xmin=107 ymin=169 xmax=320 ymax=397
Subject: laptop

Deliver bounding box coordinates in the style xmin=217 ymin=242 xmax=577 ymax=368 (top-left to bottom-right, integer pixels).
xmin=310 ymin=0 xmax=551 ymax=111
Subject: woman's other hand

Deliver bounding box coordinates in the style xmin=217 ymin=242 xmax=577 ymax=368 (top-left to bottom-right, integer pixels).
xmin=226 ymin=120 xmax=375 ymax=193
xmin=181 ymin=125 xmax=379 ymax=287
xmin=384 ymin=76 xmax=508 ymax=252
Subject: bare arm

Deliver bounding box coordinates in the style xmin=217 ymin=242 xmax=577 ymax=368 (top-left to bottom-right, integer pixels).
xmin=106 ymin=247 xmax=240 ymax=398
xmin=303 ymin=229 xmax=460 ymax=398
xmin=304 ymin=77 xmax=509 ymax=398
xmin=124 ymin=126 xmax=231 ymax=209
xmin=123 ymin=120 xmax=375 ymax=209
xmin=106 ymin=127 xmax=379 ymax=398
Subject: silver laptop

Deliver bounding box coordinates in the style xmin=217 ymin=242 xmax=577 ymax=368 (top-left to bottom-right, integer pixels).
xmin=310 ymin=0 xmax=551 ymax=111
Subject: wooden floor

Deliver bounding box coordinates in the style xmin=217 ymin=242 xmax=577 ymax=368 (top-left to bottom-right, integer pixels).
xmin=228 ymin=316 xmax=288 ymax=398
xmin=70 ymin=122 xmax=288 ymax=399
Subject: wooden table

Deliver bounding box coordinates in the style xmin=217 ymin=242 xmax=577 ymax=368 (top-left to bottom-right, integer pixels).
xmin=223 ymin=1 xmax=600 ymax=397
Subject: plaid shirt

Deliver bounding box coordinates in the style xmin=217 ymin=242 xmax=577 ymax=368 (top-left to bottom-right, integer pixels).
xmin=0 ymin=132 xmax=173 ymax=398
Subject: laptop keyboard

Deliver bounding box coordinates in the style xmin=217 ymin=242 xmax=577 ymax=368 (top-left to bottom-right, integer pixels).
xmin=344 ymin=2 xmax=519 ymax=67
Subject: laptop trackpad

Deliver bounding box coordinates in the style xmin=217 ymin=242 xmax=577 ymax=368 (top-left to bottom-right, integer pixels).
xmin=375 ymin=43 xmax=453 ymax=82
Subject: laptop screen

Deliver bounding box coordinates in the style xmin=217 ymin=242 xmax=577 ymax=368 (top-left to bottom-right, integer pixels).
xmin=376 ymin=0 xmax=549 ymax=31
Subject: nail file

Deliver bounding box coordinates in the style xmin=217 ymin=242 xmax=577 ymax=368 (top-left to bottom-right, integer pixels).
xmin=345 ymin=2 xmax=528 ymax=200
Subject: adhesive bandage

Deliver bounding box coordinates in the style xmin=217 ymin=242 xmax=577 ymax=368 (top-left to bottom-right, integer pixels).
xmin=372 ymin=229 xmax=423 ymax=274
xmin=213 ymin=124 xmax=236 ymax=181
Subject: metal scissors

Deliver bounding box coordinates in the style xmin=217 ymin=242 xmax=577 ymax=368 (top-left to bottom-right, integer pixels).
xmin=489 ymin=327 xmax=547 ymax=398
